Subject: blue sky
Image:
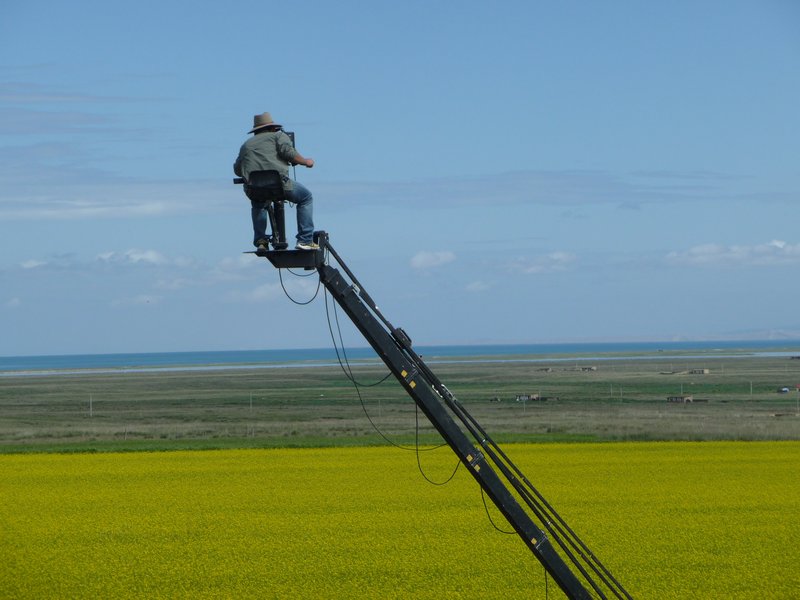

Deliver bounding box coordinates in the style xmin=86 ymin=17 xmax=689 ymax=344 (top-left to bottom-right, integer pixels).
xmin=1 ymin=1 xmax=799 ymax=356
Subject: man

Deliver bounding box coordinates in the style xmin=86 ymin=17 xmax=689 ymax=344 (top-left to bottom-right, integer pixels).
xmin=234 ymin=112 xmax=318 ymax=251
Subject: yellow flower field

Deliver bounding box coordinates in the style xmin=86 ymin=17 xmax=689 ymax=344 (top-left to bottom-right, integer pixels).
xmin=1 ymin=442 xmax=798 ymax=599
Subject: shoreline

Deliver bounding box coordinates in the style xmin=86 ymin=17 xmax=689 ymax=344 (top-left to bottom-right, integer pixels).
xmin=0 ymin=340 xmax=800 ymax=379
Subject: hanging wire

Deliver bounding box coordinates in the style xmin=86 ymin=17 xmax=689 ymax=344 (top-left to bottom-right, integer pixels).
xmin=414 ymin=404 xmax=460 ymax=486
xmin=446 ymin=397 xmax=631 ymax=599
xmin=323 ymin=287 xmax=453 ymax=465
xmin=324 ymin=288 xmax=392 ymax=388
xmin=545 ymin=567 xmax=549 ymax=599
xmin=378 ymin=333 xmax=628 ymax=597
xmin=479 ymin=487 xmax=515 ymax=534
xmin=278 ymin=267 xmax=321 ymax=305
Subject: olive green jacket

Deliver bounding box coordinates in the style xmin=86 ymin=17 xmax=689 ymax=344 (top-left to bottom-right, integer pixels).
xmin=233 ymin=130 xmax=298 ymax=190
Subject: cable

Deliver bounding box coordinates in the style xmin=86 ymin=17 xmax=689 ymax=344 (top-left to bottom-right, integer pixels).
xmin=323 ymin=286 xmax=453 ymax=458
xmin=274 ymin=250 xmax=442 ymax=457
xmin=324 ymin=283 xmax=461 ymax=485
xmin=545 ymin=567 xmax=549 ymax=599
xmin=323 ymin=286 xmax=416 ymax=450
xmin=286 ymin=267 xmax=317 ymax=277
xmin=278 ymin=267 xmax=321 ymax=305
xmin=414 ymin=404 xmax=460 ymax=485
xmin=450 ymin=399 xmax=630 ymax=599
xmin=383 ymin=340 xmax=626 ymax=597
xmin=478 ymin=487 xmax=515 ymax=534
xmin=324 ymin=288 xmax=392 ymax=388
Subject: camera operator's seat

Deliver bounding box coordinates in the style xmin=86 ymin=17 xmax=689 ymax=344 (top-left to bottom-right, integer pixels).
xmin=244 ymin=170 xmax=288 ymax=250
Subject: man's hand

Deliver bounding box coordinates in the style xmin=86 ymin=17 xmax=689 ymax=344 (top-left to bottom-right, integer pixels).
xmin=293 ymin=154 xmax=314 ymax=168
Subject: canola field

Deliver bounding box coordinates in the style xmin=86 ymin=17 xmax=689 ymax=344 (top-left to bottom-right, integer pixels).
xmin=1 ymin=441 xmax=798 ymax=599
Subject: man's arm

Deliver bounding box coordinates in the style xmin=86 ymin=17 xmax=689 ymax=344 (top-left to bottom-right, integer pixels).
xmin=291 ymin=154 xmax=314 ymax=168
xmin=277 ymin=131 xmax=314 ymax=168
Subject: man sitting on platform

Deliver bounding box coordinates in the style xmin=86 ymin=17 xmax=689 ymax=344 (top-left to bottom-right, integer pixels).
xmin=233 ymin=112 xmax=317 ymax=251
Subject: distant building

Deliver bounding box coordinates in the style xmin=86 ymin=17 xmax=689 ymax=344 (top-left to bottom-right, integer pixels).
xmin=667 ymin=395 xmax=694 ymax=403
xmin=516 ymin=394 xmax=542 ymax=402
xmin=690 ymin=369 xmax=710 ymax=375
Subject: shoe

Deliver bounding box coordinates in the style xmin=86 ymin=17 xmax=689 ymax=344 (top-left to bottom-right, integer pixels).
xmin=295 ymin=241 xmax=320 ymax=251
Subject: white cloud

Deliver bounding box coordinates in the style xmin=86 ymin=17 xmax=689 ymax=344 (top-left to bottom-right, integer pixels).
xmin=0 ymin=171 xmax=231 ymax=221
xmin=96 ymin=249 xmax=170 ymax=266
xmin=666 ymin=240 xmax=800 ymax=267
xmin=310 ymin=168 xmax=780 ymax=211
xmin=158 ymin=256 xmax=263 ymax=291
xmin=225 ymin=276 xmax=320 ymax=304
xmin=125 ymin=249 xmax=167 ymax=265
xmin=10 ymin=249 xmax=203 ymax=276
xmin=4 ymin=297 xmax=21 ymax=308
xmin=410 ymin=250 xmax=456 ymax=270
xmin=20 ymin=259 xmax=46 ymax=269
xmin=465 ymin=280 xmax=490 ymax=292
xmin=514 ymin=251 xmax=576 ymax=274
xmin=216 ymin=254 xmax=262 ymax=273
xmin=246 ymin=283 xmax=285 ymax=302
xmin=0 ymin=165 xmax=790 ymax=225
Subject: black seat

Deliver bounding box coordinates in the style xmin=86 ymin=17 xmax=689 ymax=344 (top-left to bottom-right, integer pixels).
xmin=245 ymin=170 xmax=285 ymax=203
xmin=244 ymin=170 xmax=288 ymax=250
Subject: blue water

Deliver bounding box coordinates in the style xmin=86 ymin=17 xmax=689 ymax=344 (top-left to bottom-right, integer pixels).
xmin=2 ymin=340 xmax=799 ymax=374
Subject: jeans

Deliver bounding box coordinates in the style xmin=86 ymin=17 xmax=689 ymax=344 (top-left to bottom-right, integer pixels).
xmin=250 ymin=180 xmax=314 ymax=246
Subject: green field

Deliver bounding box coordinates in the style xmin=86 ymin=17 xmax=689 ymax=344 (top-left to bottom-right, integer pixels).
xmin=1 ymin=349 xmax=799 ymax=452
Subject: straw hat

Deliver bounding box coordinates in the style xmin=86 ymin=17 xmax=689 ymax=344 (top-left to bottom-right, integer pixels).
xmin=249 ymin=112 xmax=282 ymax=133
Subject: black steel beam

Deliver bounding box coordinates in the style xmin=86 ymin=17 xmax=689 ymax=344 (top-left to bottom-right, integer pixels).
xmin=254 ymin=232 xmax=610 ymax=598
xmin=316 ymin=261 xmax=593 ymax=599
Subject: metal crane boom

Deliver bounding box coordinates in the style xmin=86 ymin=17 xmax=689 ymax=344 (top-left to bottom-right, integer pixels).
xmin=258 ymin=231 xmax=631 ymax=600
